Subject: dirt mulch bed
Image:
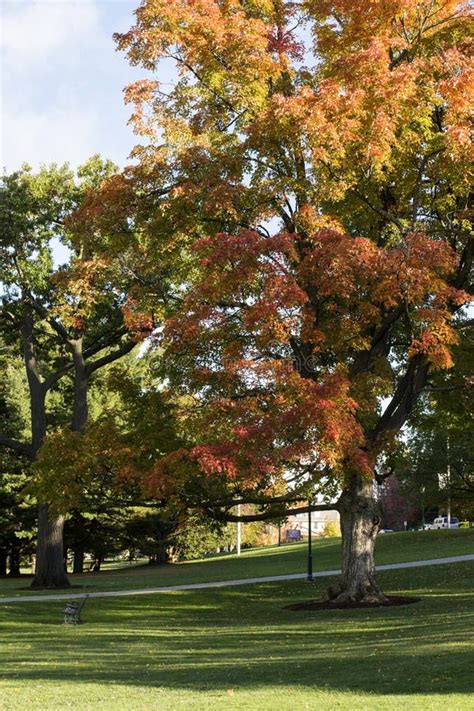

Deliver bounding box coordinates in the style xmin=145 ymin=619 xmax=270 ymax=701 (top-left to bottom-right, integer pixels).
xmin=285 ymin=595 xmax=421 ymax=611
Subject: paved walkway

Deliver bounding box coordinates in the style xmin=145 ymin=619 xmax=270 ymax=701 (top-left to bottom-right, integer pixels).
xmin=0 ymin=554 xmax=472 ymax=605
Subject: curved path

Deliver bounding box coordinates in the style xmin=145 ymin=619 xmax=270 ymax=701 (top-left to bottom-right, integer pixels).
xmin=1 ymin=554 xmax=473 ymax=604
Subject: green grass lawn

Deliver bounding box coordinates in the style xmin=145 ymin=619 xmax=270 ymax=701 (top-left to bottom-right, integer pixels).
xmin=0 ymin=560 xmax=473 ymax=710
xmin=0 ymin=528 xmax=472 ymax=599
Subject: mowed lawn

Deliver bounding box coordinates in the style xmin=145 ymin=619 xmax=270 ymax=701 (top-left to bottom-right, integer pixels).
xmin=0 ymin=529 xmax=472 ymax=598
xmin=0 ymin=533 xmax=473 ymax=710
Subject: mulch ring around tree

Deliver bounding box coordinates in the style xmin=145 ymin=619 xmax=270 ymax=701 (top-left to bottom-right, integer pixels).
xmin=284 ymin=595 xmax=421 ymax=611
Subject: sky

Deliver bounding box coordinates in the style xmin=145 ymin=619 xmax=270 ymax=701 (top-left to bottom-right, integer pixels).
xmin=1 ymin=0 xmax=158 ymax=173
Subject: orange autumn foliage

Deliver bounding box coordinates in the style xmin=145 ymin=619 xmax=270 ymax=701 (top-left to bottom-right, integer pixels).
xmin=109 ymin=1 xmax=472 ymax=498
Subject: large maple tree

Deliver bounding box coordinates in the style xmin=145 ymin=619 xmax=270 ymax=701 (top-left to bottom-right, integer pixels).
xmin=114 ymin=0 xmax=473 ymax=602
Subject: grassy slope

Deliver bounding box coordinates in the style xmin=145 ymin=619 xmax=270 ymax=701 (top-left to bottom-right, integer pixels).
xmin=0 ymin=561 xmax=473 ymax=710
xmin=0 ymin=528 xmax=472 ymax=598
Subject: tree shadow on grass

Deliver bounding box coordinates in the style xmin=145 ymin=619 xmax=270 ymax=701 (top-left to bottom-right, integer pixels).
xmin=1 ymin=570 xmax=473 ymax=698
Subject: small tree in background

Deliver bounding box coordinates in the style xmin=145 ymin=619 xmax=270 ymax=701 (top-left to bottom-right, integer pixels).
xmin=0 ymin=159 xmax=146 ymax=587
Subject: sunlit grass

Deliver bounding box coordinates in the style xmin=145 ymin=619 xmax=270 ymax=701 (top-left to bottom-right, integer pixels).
xmin=0 ymin=528 xmax=472 ymax=599
xmin=0 ymin=562 xmax=473 ymax=710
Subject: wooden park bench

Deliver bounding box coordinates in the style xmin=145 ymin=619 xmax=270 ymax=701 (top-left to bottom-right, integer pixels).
xmin=63 ymin=594 xmax=89 ymax=625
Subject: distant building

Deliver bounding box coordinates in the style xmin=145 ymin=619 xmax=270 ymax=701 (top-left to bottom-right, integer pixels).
xmin=286 ymin=508 xmax=340 ymax=536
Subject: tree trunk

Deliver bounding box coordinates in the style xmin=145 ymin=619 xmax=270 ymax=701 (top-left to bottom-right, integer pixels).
xmin=90 ymin=555 xmax=102 ymax=572
xmin=31 ymin=504 xmax=70 ymax=588
xmin=328 ymin=474 xmax=387 ymax=603
xmin=73 ymin=544 xmax=85 ymax=574
xmin=70 ymin=338 xmax=88 ymax=434
xmin=0 ymin=548 xmax=8 ymax=576
xmin=8 ymin=542 xmax=21 ymax=576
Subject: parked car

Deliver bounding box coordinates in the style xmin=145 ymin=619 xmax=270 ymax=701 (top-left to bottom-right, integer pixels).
xmin=378 ymin=528 xmax=394 ymax=534
xmin=431 ymin=516 xmax=460 ymax=529
xmin=459 ymin=521 xmax=472 ymax=529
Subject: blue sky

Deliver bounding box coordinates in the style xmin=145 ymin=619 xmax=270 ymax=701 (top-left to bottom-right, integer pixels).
xmin=1 ymin=0 xmax=159 ymax=172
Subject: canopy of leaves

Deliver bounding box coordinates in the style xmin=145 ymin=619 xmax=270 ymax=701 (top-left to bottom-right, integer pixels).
xmin=105 ymin=1 xmax=472 ymax=512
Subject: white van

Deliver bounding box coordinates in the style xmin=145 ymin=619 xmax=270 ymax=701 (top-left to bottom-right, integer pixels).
xmin=431 ymin=516 xmax=460 ymax=529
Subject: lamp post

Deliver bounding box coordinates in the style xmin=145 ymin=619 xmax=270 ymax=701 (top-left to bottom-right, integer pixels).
xmin=421 ymin=485 xmax=426 ymax=530
xmin=447 ymin=432 xmax=451 ymax=529
xmin=236 ymin=503 xmax=241 ymax=555
xmin=306 ymin=500 xmax=314 ymax=582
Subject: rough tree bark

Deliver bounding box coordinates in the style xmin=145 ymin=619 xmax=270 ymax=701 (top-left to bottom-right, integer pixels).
xmin=17 ymin=305 xmax=70 ymax=589
xmin=21 ymin=304 xmax=71 ymax=589
xmin=328 ymin=474 xmax=386 ymax=603
xmin=32 ymin=338 xmax=88 ymax=587
xmin=31 ymin=333 xmax=135 ymax=586
xmin=31 ymin=504 xmax=69 ymax=588
xmin=70 ymin=338 xmax=88 ymax=434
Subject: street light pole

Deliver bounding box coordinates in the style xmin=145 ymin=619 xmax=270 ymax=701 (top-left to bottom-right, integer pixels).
xmin=447 ymin=432 xmax=451 ymax=529
xmin=307 ymin=500 xmax=314 ymax=582
xmin=236 ymin=503 xmax=241 ymax=556
xmin=421 ymin=485 xmax=426 ymax=530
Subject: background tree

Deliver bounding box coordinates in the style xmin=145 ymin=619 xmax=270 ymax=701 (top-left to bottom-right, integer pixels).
xmin=113 ymin=0 xmax=473 ymax=602
xmin=393 ymin=330 xmax=473 ymax=523
xmin=0 ymin=159 xmax=145 ymax=587
xmin=0 ymin=341 xmax=37 ymax=575
xmin=31 ymin=351 xmax=187 ymax=567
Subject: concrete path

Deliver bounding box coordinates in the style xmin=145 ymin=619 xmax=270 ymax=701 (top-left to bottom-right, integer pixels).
xmin=0 ymin=554 xmax=472 ymax=605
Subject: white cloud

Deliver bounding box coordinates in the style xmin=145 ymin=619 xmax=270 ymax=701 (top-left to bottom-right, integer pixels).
xmin=1 ymin=103 xmax=99 ymax=169
xmin=0 ymin=0 xmax=143 ymax=172
xmin=1 ymin=1 xmax=101 ymax=72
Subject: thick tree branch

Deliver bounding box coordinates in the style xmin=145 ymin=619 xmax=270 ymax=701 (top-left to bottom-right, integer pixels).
xmin=86 ymin=338 xmax=137 ymax=375
xmin=369 ymin=354 xmax=429 ymax=441
xmin=351 ymin=305 xmax=405 ymax=376
xmin=26 ymin=294 xmax=71 ymax=344
xmin=42 ymin=361 xmax=75 ymax=391
xmin=452 ymin=235 xmax=473 ymax=290
xmin=82 ymin=326 xmax=129 ymax=360
xmin=351 ymin=189 xmax=405 ymax=234
xmin=205 ymin=501 xmax=338 ymax=523
xmin=216 ymin=493 xmax=310 ymax=507
xmin=0 ymin=435 xmax=32 ymax=458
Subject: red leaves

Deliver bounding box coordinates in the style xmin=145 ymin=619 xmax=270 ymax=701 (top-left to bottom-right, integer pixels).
xmin=190 ymin=445 xmax=239 ymax=478
xmin=122 ymin=299 xmax=154 ymax=342
xmin=159 ymin=223 xmax=466 ymax=486
xmin=267 ymin=25 xmax=304 ymax=61
xmin=111 ymin=0 xmax=473 ymax=497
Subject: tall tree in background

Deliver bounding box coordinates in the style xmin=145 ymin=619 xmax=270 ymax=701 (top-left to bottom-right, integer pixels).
xmin=114 ymin=0 xmax=472 ymax=602
xmin=32 ymin=351 xmax=190 ymax=568
xmin=0 ymin=159 xmax=146 ymax=587
xmin=0 ymin=348 xmax=36 ymax=575
xmin=395 ymin=328 xmax=473 ymax=521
